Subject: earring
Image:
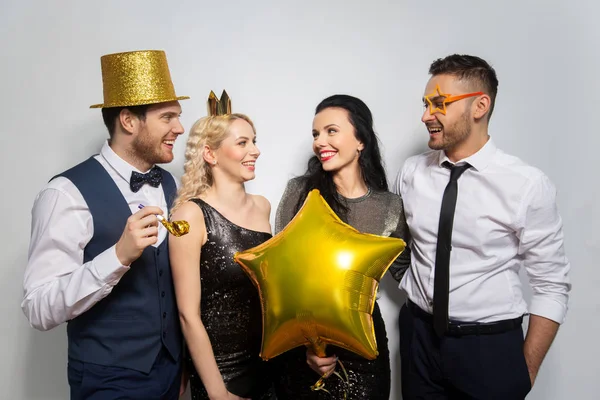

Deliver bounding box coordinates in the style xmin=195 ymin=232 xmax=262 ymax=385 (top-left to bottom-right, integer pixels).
xmin=213 ymin=160 xmax=217 ymax=165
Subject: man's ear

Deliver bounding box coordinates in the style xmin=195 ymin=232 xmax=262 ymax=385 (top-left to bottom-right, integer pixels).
xmin=119 ymin=109 xmax=140 ymax=135
xmin=473 ymin=94 xmax=492 ymax=121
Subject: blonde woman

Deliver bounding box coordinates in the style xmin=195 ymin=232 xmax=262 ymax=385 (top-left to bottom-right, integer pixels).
xmin=169 ymin=114 xmax=274 ymax=400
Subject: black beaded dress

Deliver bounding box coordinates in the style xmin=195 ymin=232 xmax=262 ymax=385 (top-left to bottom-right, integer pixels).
xmin=187 ymin=199 xmax=275 ymax=400
xmin=271 ymin=177 xmax=412 ymax=400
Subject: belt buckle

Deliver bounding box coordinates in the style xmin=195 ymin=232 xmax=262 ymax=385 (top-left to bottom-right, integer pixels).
xmin=448 ymin=321 xmax=480 ymax=336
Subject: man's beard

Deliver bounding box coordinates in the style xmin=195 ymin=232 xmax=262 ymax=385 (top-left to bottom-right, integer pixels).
xmin=428 ymin=111 xmax=471 ymax=151
xmin=129 ymin=131 xmax=169 ymax=167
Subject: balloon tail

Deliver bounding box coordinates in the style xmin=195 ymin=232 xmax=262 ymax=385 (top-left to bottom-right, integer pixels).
xmin=298 ymin=310 xmax=327 ymax=357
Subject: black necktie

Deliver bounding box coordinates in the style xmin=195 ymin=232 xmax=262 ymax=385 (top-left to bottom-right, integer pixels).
xmin=433 ymin=161 xmax=471 ymax=337
xmin=130 ymin=166 xmax=162 ymax=193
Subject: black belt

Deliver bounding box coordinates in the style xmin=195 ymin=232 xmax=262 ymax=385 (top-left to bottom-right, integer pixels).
xmin=406 ymin=300 xmax=523 ymax=336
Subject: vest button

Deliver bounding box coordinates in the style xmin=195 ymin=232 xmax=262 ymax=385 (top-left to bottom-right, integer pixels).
xmin=159 ymin=269 xmax=163 ymax=277
xmin=161 ymin=291 xmax=165 ymax=297
xmin=163 ymin=331 xmax=166 ymax=338
xmin=163 ymin=312 xmax=167 ymax=319
xmin=157 ymin=248 xmax=161 ymax=256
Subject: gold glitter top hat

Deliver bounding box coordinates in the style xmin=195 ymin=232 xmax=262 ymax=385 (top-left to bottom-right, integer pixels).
xmin=90 ymin=50 xmax=189 ymax=108
xmin=207 ymin=90 xmax=231 ymax=116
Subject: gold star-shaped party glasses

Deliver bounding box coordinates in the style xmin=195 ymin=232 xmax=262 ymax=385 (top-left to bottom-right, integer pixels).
xmin=424 ymin=84 xmax=484 ymax=115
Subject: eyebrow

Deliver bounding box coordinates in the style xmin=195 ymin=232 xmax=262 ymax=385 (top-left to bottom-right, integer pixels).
xmin=424 ymin=96 xmax=445 ymax=103
xmin=160 ymin=111 xmax=181 ymax=117
xmin=235 ymin=135 xmax=254 ymax=141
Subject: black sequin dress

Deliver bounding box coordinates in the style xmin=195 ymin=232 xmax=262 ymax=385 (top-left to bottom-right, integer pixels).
xmin=188 ymin=199 xmax=276 ymax=400
xmin=271 ymin=177 xmax=412 ymax=400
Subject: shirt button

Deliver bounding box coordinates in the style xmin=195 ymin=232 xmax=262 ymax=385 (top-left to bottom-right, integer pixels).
xmin=161 ymin=291 xmax=165 ymax=297
xmin=163 ymin=312 xmax=167 ymax=319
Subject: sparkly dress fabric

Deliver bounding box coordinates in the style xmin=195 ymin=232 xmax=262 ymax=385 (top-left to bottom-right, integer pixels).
xmin=272 ymin=177 xmax=412 ymax=400
xmin=188 ymin=199 xmax=276 ymax=400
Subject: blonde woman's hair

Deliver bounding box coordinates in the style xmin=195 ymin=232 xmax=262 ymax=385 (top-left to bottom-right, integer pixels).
xmin=171 ymin=113 xmax=256 ymax=213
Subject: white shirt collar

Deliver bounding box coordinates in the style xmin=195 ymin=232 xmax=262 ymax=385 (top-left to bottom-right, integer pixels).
xmin=100 ymin=140 xmax=152 ymax=184
xmin=437 ymin=137 xmax=497 ymax=171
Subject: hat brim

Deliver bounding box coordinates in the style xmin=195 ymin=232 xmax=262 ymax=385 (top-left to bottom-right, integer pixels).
xmin=90 ymin=96 xmax=190 ymax=109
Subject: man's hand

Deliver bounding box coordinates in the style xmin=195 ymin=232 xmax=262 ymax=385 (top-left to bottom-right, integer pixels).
xmin=115 ymin=206 xmax=163 ymax=266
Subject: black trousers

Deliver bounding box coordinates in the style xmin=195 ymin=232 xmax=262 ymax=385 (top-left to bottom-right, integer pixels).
xmin=399 ymin=302 xmax=532 ymax=400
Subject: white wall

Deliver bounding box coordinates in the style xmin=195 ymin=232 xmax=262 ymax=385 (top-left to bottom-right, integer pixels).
xmin=1 ymin=0 xmax=597 ymax=399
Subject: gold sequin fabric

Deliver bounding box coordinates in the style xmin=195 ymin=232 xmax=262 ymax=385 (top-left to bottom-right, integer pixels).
xmin=90 ymin=50 xmax=189 ymax=108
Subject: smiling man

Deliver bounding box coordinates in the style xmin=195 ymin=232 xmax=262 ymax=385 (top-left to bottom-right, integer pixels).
xmin=394 ymin=54 xmax=571 ymax=399
xmin=22 ymin=50 xmax=189 ymax=400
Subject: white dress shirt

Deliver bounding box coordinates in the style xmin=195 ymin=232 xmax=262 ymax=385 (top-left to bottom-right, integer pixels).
xmin=394 ymin=138 xmax=571 ymax=324
xmin=22 ymin=141 xmax=171 ymax=331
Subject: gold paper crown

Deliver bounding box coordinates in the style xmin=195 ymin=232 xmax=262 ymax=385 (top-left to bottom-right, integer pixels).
xmin=207 ymin=90 xmax=231 ymax=116
xmin=90 ymin=50 xmax=189 ymax=109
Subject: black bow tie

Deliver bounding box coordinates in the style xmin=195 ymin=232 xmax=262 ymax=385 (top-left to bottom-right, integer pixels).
xmin=130 ymin=167 xmax=162 ymax=193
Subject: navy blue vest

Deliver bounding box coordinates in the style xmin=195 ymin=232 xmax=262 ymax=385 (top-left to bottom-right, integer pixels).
xmin=57 ymin=157 xmax=182 ymax=373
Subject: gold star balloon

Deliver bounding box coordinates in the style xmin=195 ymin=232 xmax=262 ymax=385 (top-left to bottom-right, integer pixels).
xmin=234 ymin=189 xmax=406 ymax=361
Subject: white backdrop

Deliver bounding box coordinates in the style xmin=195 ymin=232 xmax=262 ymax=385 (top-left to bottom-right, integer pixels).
xmin=1 ymin=1 xmax=597 ymax=399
